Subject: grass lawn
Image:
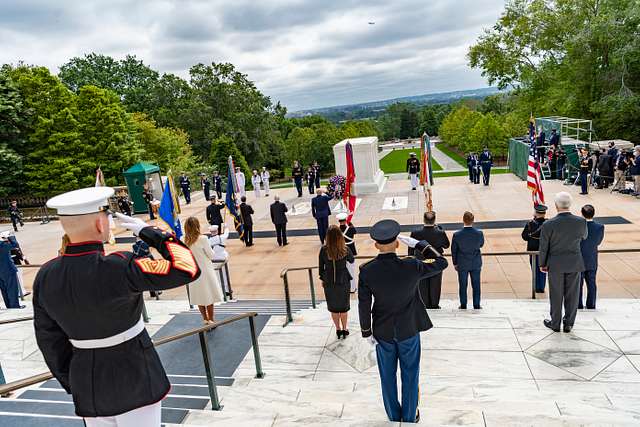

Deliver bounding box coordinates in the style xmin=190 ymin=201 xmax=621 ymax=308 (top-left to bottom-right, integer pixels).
xmin=434 ymin=143 xmax=468 ymax=168
xmin=379 ymin=149 xmax=442 ymax=174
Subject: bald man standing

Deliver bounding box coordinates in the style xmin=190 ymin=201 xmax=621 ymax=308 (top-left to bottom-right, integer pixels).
xmin=33 ymin=187 xmax=200 ymax=426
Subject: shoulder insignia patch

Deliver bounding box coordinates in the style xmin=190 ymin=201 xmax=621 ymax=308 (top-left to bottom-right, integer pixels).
xmin=166 ymin=242 xmax=198 ymax=277
xmin=135 ymin=258 xmax=170 ymax=275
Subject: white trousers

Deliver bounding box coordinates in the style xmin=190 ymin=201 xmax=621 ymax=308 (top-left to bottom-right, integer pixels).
xmin=84 ymin=402 xmax=161 ymax=427
xmin=16 ymin=269 xmax=27 ymax=296
xmin=253 ymin=185 xmax=261 ymax=198
xmin=263 ymin=180 xmax=270 ymax=194
xmin=346 ymin=260 xmax=356 ymax=292
xmin=410 ymin=174 xmax=419 ymax=189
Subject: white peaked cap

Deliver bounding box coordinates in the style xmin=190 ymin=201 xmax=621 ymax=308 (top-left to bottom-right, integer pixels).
xmin=47 ymin=187 xmax=115 ymax=216
xmin=336 ymin=212 xmax=348 ymax=221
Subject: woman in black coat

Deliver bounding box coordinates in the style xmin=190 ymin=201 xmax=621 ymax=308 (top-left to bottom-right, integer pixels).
xmin=319 ymin=225 xmax=354 ymax=339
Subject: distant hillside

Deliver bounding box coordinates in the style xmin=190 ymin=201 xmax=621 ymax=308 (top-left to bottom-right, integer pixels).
xmin=288 ymin=87 xmax=500 ymax=122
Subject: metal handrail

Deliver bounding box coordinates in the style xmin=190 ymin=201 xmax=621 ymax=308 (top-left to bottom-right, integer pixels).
xmin=280 ymin=248 xmax=640 ymax=326
xmin=0 ymin=311 xmax=265 ymax=410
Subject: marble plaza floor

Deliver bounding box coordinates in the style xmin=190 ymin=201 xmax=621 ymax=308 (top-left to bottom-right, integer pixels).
xmin=184 ymin=298 xmax=640 ymax=426
xmin=2 ymin=298 xmax=640 ymax=425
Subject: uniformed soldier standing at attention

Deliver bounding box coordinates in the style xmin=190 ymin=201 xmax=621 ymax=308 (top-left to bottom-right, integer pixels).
xmin=479 ymin=147 xmax=493 ymax=186
xmin=33 ymin=187 xmax=200 ymax=427
xmin=406 ymin=153 xmax=420 ymax=190
xmin=359 ymin=219 xmax=448 ymax=423
xmin=521 ymin=204 xmax=548 ymax=293
xmin=179 ymin=172 xmax=191 ymax=204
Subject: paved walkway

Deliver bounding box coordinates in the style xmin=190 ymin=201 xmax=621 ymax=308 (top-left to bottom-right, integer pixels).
xmin=184 ymin=299 xmax=640 ymax=425
xmin=430 ymin=143 xmax=465 ymax=171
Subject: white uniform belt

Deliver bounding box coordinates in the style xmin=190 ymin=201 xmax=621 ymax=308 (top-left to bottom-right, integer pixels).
xmin=69 ymin=317 xmax=145 ymax=349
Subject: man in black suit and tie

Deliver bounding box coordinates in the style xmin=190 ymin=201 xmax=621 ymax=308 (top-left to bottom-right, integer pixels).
xmin=311 ymin=189 xmax=331 ymax=244
xmin=270 ymin=195 xmax=288 ymax=246
xmin=451 ymin=211 xmax=484 ymax=309
xmin=539 ymin=192 xmax=588 ymax=332
xmin=409 ymin=211 xmax=450 ymax=309
xmin=579 ymin=204 xmax=605 ymax=309
xmin=239 ymin=196 xmax=254 ymax=247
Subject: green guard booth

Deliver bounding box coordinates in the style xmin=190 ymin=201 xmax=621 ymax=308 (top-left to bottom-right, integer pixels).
xmin=123 ymin=162 xmax=164 ymax=213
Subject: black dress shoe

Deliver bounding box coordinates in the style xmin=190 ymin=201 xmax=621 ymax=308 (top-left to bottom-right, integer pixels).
xmin=474 ymin=306 xmax=482 ymax=310
xmin=458 ymin=305 xmax=467 ymax=309
xmin=543 ymin=319 xmax=560 ymax=332
xmin=563 ymin=325 xmax=572 ymax=333
xmin=415 ymin=409 xmax=420 ymax=423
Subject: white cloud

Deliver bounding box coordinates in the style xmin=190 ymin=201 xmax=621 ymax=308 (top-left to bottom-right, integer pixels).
xmin=0 ymin=0 xmax=506 ymax=111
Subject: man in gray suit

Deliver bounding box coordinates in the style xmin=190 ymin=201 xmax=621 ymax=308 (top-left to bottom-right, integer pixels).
xmin=538 ymin=192 xmax=588 ymax=333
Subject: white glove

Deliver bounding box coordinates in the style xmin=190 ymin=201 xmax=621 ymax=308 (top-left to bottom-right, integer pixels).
xmin=397 ymin=234 xmax=418 ymax=248
xmin=367 ymin=336 xmax=378 ymax=347
xmin=115 ymin=212 xmax=148 ymax=236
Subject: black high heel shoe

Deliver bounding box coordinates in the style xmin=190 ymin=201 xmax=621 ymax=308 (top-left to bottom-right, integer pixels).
xmin=343 ymin=330 xmax=350 ymax=338
xmin=336 ymin=330 xmax=343 ymax=339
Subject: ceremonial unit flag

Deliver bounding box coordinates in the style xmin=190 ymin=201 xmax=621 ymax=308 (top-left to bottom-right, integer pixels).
xmin=226 ymin=156 xmax=244 ymax=239
xmin=95 ymin=167 xmax=106 ymax=187
xmin=420 ymin=132 xmax=434 ymax=211
xmin=527 ymin=139 xmax=545 ymax=207
xmin=344 ymin=142 xmax=357 ymax=222
xmin=159 ymin=173 xmax=183 ymax=238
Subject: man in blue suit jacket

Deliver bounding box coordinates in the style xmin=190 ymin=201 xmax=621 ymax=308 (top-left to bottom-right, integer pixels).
xmin=579 ymin=205 xmax=604 ymax=309
xmin=311 ymin=189 xmax=331 ymax=244
xmin=451 ymin=211 xmax=485 ymax=309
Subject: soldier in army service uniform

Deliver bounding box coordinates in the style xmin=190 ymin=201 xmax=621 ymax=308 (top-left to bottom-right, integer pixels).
xmin=359 ymin=219 xmax=448 ymax=423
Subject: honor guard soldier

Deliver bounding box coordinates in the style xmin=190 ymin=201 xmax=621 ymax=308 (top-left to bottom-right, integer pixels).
xmin=33 ymin=187 xmax=200 ymax=427
xmin=521 ymin=204 xmax=548 ymax=293
xmin=406 ymin=153 xmax=420 ymax=190
xmin=479 ymin=147 xmax=493 ymax=185
xmin=358 ymin=219 xmax=448 ymax=423
xmin=179 ymin=172 xmax=191 ymax=204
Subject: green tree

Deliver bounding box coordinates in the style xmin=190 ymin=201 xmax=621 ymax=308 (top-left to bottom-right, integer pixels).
xmin=469 ymin=114 xmax=508 ymax=155
xmin=131 ymin=113 xmax=199 ymax=176
xmin=0 ymin=71 xmax=27 ymax=154
xmin=209 ymin=135 xmax=251 ymax=178
xmin=0 ymin=144 xmax=22 ymax=196
xmin=439 ymin=106 xmax=483 ymax=153
xmin=59 ymin=53 xmax=160 ymax=114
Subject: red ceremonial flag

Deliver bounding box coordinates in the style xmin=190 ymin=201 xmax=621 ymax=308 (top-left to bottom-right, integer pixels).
xmin=344 ymin=142 xmax=356 ymax=222
xmin=527 ymin=140 xmax=545 ymax=206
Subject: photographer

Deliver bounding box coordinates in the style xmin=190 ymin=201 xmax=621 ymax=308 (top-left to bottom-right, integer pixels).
xmin=632 ymin=146 xmax=640 ymax=196
xmin=612 ymin=151 xmax=631 ymax=192
xmin=7 ymin=201 xmax=23 ymax=232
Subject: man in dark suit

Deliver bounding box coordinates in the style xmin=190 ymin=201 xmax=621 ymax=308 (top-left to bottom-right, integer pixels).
xmin=539 ymin=192 xmax=588 ymax=332
xmin=466 ymin=153 xmax=474 ymax=183
xmin=359 ymin=219 xmax=448 ymax=423
xmin=579 ymin=204 xmax=604 ymax=309
xmin=212 ymin=171 xmax=223 ymax=199
xmin=270 ymin=195 xmax=288 ymax=246
xmin=409 ymin=211 xmax=450 ymax=309
xmin=311 ymin=189 xmax=331 ymax=244
xmin=549 ymin=128 xmax=560 ymax=148
xmin=596 ymin=149 xmax=612 ymax=188
xmin=451 ymin=211 xmax=484 ymax=309
xmin=521 ymin=204 xmax=548 ymax=293
xmin=179 ymin=172 xmax=191 ymax=204
xmin=239 ymin=196 xmax=254 ymax=247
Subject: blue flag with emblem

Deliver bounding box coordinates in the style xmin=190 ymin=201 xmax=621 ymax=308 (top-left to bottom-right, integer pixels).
xmin=226 ymin=156 xmax=244 ymax=240
xmin=159 ymin=175 xmax=183 ymax=239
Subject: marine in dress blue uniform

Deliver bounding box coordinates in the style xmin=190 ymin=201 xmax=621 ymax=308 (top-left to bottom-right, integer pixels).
xmin=358 ymin=220 xmax=448 ymax=423
xmin=179 ymin=173 xmax=191 ymax=204
xmin=479 ymin=148 xmax=493 ymax=186
xmin=579 ymin=205 xmax=604 ymax=309
xmin=33 ymin=187 xmax=200 ymax=426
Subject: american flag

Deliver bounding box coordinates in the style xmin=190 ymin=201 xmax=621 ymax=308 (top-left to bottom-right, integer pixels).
xmin=527 ymin=140 xmax=545 ymax=206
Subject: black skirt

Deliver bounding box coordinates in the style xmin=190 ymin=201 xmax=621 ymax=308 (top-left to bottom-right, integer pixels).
xmin=323 ymin=280 xmax=350 ymax=313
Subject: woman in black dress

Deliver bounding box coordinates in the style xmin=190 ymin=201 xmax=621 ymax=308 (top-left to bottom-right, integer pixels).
xmin=319 ymin=225 xmax=354 ymax=339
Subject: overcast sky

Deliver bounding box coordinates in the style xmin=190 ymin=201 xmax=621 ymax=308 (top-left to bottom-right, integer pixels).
xmin=0 ymin=0 xmax=506 ymax=111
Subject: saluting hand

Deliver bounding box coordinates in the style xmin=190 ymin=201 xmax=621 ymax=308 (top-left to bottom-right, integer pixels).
xmin=115 ymin=212 xmax=148 ymax=236
xmin=397 ymin=234 xmax=418 ymax=248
